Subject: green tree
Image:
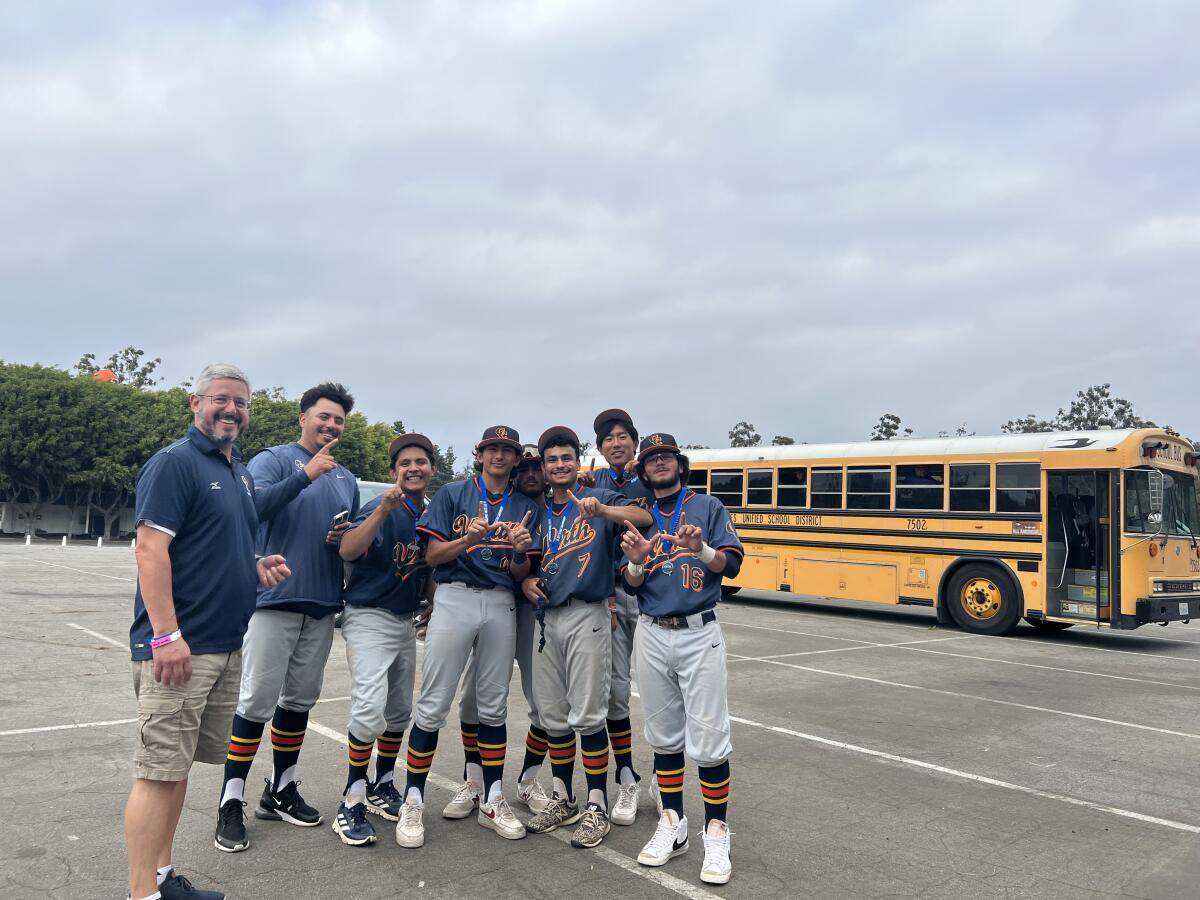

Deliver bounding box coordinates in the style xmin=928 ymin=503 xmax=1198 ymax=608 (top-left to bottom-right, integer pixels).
xmin=74 ymin=346 xmax=163 ymax=388
xmin=729 ymin=421 xmax=761 ymax=447
xmin=871 ymin=413 xmax=912 ymax=440
xmin=1002 ymin=384 xmax=1154 ymax=433
xmin=771 ymin=435 xmax=795 ymax=445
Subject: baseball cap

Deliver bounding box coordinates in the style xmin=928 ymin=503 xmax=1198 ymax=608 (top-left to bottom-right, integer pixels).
xmin=593 ymin=408 xmax=638 ymax=443
xmin=516 ymin=444 xmax=541 ymax=468
xmin=538 ymin=425 xmax=581 ymax=457
xmin=389 ymin=432 xmax=435 ymax=465
xmin=475 ymin=425 xmax=522 ymax=453
xmin=637 ymin=432 xmax=682 ymax=463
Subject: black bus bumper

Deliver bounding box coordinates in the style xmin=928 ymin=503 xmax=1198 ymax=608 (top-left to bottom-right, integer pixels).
xmin=1134 ymin=596 xmax=1200 ymax=626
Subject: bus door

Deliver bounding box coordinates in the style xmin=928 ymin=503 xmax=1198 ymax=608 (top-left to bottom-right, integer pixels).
xmin=1045 ymin=471 xmax=1112 ymax=624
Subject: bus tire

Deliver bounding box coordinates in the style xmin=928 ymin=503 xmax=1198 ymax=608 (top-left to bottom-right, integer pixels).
xmin=946 ymin=564 xmax=1021 ymax=635
xmin=1024 ymin=616 xmax=1074 ymax=631
xmin=721 ymin=586 xmax=741 ymax=597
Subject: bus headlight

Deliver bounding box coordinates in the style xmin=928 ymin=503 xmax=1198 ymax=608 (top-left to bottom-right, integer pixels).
xmin=1153 ymin=583 xmax=1164 ymax=593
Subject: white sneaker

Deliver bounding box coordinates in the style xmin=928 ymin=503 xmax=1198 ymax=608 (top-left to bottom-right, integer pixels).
xmin=516 ymin=778 xmax=551 ymax=814
xmin=478 ymin=796 xmax=526 ymax=840
xmin=700 ymin=819 xmax=732 ymax=884
xmin=637 ymin=809 xmax=688 ymax=867
xmin=442 ymin=780 xmax=481 ymax=819
xmin=649 ymin=774 xmax=663 ymax=817
xmin=394 ymin=800 xmax=425 ymax=849
xmin=610 ymin=781 xmax=640 ymax=826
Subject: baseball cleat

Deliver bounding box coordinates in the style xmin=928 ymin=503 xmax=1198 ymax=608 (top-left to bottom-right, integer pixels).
xmin=700 ymin=819 xmax=732 ymax=884
xmin=442 ymin=780 xmax=481 ymax=819
xmin=525 ymin=793 xmax=581 ymax=834
xmin=213 ymin=800 xmax=249 ymax=853
xmin=331 ymin=801 xmax=377 ymax=846
xmin=477 ymin=796 xmax=527 ymax=840
xmin=516 ymin=777 xmax=551 ymax=813
xmin=637 ymin=810 xmax=689 ymax=867
xmin=365 ymin=779 xmax=402 ymax=821
xmin=395 ymin=800 xmax=425 ymax=848
xmin=610 ymin=781 xmax=640 ymax=825
xmin=256 ymin=779 xmax=322 ymax=826
xmin=570 ymin=802 xmax=611 ymax=849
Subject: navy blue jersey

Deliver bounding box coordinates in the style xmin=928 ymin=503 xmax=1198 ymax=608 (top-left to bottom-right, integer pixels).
xmin=247 ymin=443 xmax=360 ymax=618
xmin=130 ymin=426 xmax=259 ymax=660
xmin=417 ymin=476 xmax=542 ymax=591
xmin=536 ymin=487 xmax=629 ymax=607
xmin=342 ymin=496 xmax=428 ymax=615
xmin=592 ymin=466 xmax=652 ymax=508
xmin=622 ymin=489 xmax=744 ymax=618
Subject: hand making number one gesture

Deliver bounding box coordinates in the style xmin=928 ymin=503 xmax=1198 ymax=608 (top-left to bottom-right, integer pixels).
xmin=621 ymin=519 xmax=654 ymax=565
xmin=567 ymin=488 xmax=604 ymax=520
xmin=303 ymin=437 xmax=340 ymax=481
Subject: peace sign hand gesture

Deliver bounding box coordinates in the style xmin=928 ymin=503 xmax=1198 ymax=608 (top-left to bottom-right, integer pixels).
xmin=507 ymin=510 xmax=534 ymax=554
xmin=303 ymin=437 xmax=340 ymax=481
xmin=620 ymin=520 xmax=654 ymax=565
xmin=660 ymin=522 xmax=704 ymax=553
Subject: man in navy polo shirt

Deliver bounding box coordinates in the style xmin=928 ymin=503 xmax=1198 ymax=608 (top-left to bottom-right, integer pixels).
xmin=124 ymin=363 xmax=290 ymax=900
xmin=214 ymin=382 xmax=360 ymax=853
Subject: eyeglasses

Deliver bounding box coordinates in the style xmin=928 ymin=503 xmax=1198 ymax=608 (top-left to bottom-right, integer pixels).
xmin=197 ymin=394 xmax=249 ymax=410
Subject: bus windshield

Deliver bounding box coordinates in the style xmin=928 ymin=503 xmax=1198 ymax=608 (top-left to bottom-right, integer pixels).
xmin=1125 ymin=468 xmax=1200 ymax=535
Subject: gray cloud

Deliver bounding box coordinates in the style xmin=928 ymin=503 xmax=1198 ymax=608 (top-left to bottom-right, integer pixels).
xmin=2 ymin=0 xmax=1198 ymax=461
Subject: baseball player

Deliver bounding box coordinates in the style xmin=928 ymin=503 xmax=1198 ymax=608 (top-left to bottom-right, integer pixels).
xmin=521 ymin=426 xmax=654 ymax=848
xmin=619 ymin=433 xmax=743 ymax=885
xmin=215 ymin=383 xmax=359 ymax=853
xmin=588 ymin=408 xmax=652 ymax=824
xmin=453 ymin=445 xmax=553 ymax=818
xmin=395 ymin=426 xmax=541 ymax=847
xmin=329 ymin=434 xmax=437 ymax=846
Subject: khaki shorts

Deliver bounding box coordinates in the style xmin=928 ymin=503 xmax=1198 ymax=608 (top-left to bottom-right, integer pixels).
xmin=131 ymin=651 xmax=241 ymax=781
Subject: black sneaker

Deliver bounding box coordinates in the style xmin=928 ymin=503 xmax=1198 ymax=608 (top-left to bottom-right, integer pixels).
xmin=256 ymin=778 xmax=323 ymax=826
xmin=331 ymin=801 xmax=377 ymax=846
xmin=159 ymin=870 xmax=226 ymax=899
xmin=214 ymin=800 xmax=248 ymax=853
xmin=366 ymin=779 xmax=402 ymax=821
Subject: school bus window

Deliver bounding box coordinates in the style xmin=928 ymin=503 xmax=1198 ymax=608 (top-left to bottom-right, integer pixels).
xmin=747 ymin=469 xmax=773 ymax=506
xmin=848 ymin=467 xmax=890 ymax=510
xmin=710 ymin=469 xmax=744 ymax=508
xmin=778 ymin=467 xmax=807 ymax=507
xmin=997 ymin=463 xmax=1040 ymax=513
xmin=896 ymin=464 xmax=945 ymax=511
xmin=811 ymin=467 xmax=843 ymax=509
xmin=949 ymin=463 xmax=989 ymax=512
xmin=687 ymin=468 xmax=709 ymax=495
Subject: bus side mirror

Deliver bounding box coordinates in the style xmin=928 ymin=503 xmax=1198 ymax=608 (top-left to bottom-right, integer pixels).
xmin=1148 ymin=470 xmax=1164 ymax=526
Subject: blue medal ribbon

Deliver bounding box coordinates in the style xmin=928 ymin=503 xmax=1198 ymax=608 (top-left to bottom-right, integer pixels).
xmin=610 ymin=467 xmax=639 ymax=486
xmin=652 ymin=490 xmax=687 ymax=539
xmin=544 ymin=498 xmax=575 ymax=572
xmin=403 ymin=497 xmax=423 ymax=519
xmin=477 ymin=478 xmax=511 ymax=526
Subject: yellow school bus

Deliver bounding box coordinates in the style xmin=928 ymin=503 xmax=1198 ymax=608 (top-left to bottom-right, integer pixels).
xmin=679 ymin=429 xmax=1200 ymax=634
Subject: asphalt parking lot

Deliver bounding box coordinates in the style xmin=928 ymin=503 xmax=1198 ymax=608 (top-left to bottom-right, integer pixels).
xmin=4 ymin=541 xmax=1200 ymax=899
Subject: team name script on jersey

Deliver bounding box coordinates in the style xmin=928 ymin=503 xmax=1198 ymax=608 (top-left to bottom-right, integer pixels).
xmin=390 ymin=540 xmax=426 ymax=581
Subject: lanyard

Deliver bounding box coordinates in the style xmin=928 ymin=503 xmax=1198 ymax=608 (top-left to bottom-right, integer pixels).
xmin=652 ymin=490 xmax=687 ymax=537
xmin=610 ymin=468 xmax=638 ymax=486
xmin=403 ymin=497 xmax=423 ymax=519
xmin=477 ymin=478 xmax=511 ymax=525
xmin=545 ymin=499 xmax=574 ymax=560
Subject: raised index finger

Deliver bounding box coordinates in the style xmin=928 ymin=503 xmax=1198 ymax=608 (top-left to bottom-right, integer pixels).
xmin=519 ymin=510 xmax=532 ymax=528
xmin=567 ymin=489 xmax=581 ymax=505
xmin=478 ymin=501 xmax=487 ymax=520
xmin=623 ymin=519 xmax=643 ymax=538
xmin=317 ymin=436 xmax=340 ymax=455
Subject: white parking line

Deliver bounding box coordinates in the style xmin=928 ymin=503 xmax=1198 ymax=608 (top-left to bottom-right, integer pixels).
xmin=17 ymin=555 xmax=136 ymax=583
xmin=68 ymin=623 xmax=127 ymax=648
xmin=731 ymin=635 xmax=974 ymax=662
xmin=306 ymin=721 xmax=723 ymax=900
xmin=736 ymin=657 xmax=1200 ymax=740
xmin=0 ymin=718 xmax=137 ymax=737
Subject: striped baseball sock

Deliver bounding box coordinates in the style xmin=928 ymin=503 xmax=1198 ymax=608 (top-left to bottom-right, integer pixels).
xmin=580 ymin=729 xmax=610 ymax=810
xmin=607 ymin=717 xmax=639 ymax=784
xmin=698 ymin=761 xmax=730 ymax=826
xmin=653 ymin=752 xmax=685 ymax=819
xmin=269 ymin=707 xmax=308 ymax=791
xmin=220 ymin=715 xmax=265 ymax=805
xmin=404 ymin=724 xmax=439 ymax=804
xmin=373 ymin=730 xmax=405 ymax=786
xmin=460 ymin=720 xmax=482 ymax=783
xmin=547 ymin=732 xmax=578 ymax=803
xmin=476 ymin=722 xmax=508 ymax=803
xmin=519 ymin=724 xmax=549 ymax=781
xmin=345 ymin=731 xmax=372 ymax=799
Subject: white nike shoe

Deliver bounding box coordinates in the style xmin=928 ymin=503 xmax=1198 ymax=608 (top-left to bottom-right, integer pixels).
xmin=516 ymin=778 xmax=551 ymax=814
xmin=610 ymin=780 xmax=640 ymax=826
xmin=637 ymin=809 xmax=688 ymax=867
xmin=700 ymin=819 xmax=732 ymax=884
xmin=442 ymin=780 xmax=481 ymax=819
xmin=649 ymin=774 xmax=663 ymax=817
xmin=394 ymin=800 xmax=425 ymax=849
xmin=477 ymin=796 xmax=526 ymax=840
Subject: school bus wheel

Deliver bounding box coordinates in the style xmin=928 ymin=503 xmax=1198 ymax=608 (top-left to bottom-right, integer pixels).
xmin=946 ymin=564 xmax=1021 ymax=635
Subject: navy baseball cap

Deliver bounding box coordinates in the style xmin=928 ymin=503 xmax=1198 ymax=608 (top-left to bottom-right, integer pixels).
xmin=389 ymin=432 xmax=435 ymax=465
xmin=594 ymin=408 xmax=638 ymax=443
xmin=637 ymin=432 xmax=682 ymax=462
xmin=476 ymin=425 xmax=522 ymax=453
xmin=538 ymin=425 xmax=581 ymax=457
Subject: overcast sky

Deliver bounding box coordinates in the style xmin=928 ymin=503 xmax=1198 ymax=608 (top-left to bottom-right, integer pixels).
xmin=2 ymin=1 xmax=1198 ymax=461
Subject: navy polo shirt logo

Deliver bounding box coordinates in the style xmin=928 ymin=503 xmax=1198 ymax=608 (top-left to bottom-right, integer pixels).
xmin=210 ymin=481 xmax=221 ymax=490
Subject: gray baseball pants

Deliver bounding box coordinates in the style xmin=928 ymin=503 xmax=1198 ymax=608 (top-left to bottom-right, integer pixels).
xmin=608 ymin=584 xmax=638 ymax=719
xmin=341 ymin=605 xmax=417 ymax=742
xmin=533 ymin=600 xmax=612 ymax=735
xmin=460 ymin=596 xmax=541 ymax=728
xmin=236 ymin=608 xmax=336 ymax=722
